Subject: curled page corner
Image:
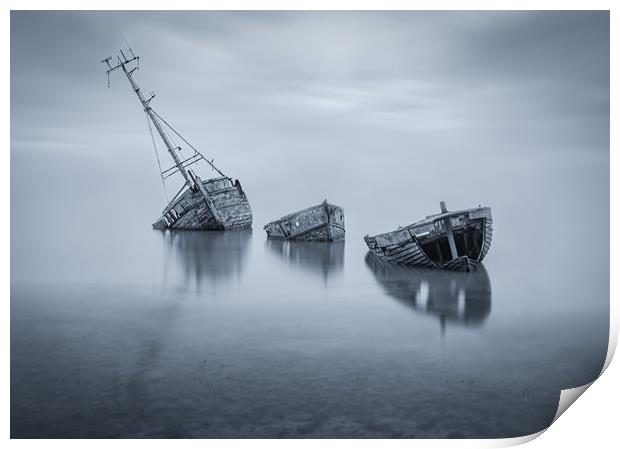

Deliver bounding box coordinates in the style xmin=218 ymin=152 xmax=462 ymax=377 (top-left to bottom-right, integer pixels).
xmin=602 ymin=315 xmax=618 ymax=373
xmin=552 ymin=381 xmax=594 ymax=424
xmin=495 ymin=429 xmax=546 ymax=447
xmin=496 ymin=325 xmax=616 ymax=447
xmin=492 ymin=383 xmax=595 ymax=448
xmin=547 ymin=298 xmax=619 ymax=426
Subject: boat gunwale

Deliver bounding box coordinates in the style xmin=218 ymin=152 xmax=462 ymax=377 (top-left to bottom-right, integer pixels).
xmin=364 ymin=206 xmax=491 ymax=242
xmin=263 ymin=202 xmax=344 ymax=230
xmin=161 ymin=177 xmax=241 ymax=213
xmin=266 ymin=222 xmax=345 ymax=240
xmin=202 ymin=175 xmax=233 ymax=184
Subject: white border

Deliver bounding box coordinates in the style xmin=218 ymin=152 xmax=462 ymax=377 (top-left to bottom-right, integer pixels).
xmin=3 ymin=1 xmax=617 ymax=447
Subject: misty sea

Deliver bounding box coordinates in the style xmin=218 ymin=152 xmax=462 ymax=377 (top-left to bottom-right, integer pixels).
xmin=10 ymin=214 xmax=608 ymax=438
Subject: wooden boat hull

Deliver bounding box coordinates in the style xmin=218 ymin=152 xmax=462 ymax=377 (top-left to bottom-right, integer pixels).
xmin=263 ymin=201 xmax=345 ymax=241
xmin=364 ymin=205 xmax=492 ymax=271
xmin=153 ymin=177 xmax=252 ymax=230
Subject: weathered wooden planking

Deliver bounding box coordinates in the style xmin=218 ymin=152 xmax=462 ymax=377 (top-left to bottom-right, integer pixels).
xmin=478 ymin=217 xmax=493 ymax=263
xmin=153 ymin=177 xmax=253 ymax=230
xmin=364 ymin=234 xmax=435 ymax=268
xmin=364 ymin=204 xmax=492 ymax=270
xmin=264 ymin=201 xmax=345 ymax=241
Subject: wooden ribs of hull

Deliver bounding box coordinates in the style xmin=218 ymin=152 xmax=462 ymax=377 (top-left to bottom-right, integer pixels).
xmin=364 ymin=230 xmax=435 ymax=268
xmin=478 ymin=217 xmax=493 ymax=263
xmin=153 ymin=177 xmax=252 ymax=230
xmin=364 ymin=206 xmax=492 ymax=271
xmin=264 ymin=201 xmax=345 ymax=241
xmin=365 ymin=233 xmax=479 ymax=272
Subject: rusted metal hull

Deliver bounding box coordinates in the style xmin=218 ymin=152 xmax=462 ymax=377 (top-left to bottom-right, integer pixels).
xmin=364 ymin=205 xmax=492 ymax=271
xmin=153 ymin=177 xmax=252 ymax=230
xmin=263 ymin=201 xmax=345 ymax=241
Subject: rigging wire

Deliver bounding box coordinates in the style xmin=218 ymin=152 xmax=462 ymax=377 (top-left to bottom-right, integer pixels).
xmin=146 ymin=113 xmax=170 ymax=205
xmin=150 ymin=109 xmax=229 ymax=179
xmin=163 ymin=124 xmax=181 ymax=157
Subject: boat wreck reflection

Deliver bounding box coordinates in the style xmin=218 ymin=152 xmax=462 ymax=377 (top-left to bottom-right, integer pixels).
xmin=266 ymin=239 xmax=344 ymax=281
xmin=365 ymin=252 xmax=492 ymax=332
xmin=161 ymin=230 xmax=252 ymax=290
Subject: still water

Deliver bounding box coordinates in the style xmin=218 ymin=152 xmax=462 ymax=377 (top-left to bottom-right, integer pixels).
xmin=11 ymin=222 xmax=608 ymax=438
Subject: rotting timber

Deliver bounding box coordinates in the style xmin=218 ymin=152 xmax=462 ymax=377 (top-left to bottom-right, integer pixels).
xmin=264 ymin=200 xmax=345 ymax=241
xmin=364 ymin=202 xmax=492 ymax=272
xmin=101 ymin=46 xmax=252 ymax=231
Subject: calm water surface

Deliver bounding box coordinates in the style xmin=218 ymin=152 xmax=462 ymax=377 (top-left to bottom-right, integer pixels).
xmin=11 ymin=221 xmax=608 ymax=438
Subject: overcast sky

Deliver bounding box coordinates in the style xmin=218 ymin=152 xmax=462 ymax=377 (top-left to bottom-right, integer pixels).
xmin=10 ymin=11 xmax=609 ymax=278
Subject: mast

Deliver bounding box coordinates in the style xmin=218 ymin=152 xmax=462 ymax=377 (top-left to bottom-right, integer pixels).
xmin=440 ymin=201 xmax=459 ymax=260
xmin=101 ymin=49 xmax=193 ymax=186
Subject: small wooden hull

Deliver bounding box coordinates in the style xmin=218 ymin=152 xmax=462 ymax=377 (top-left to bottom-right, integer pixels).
xmin=153 ymin=177 xmax=252 ymax=230
xmin=263 ymin=201 xmax=345 ymax=241
xmin=364 ymin=205 xmax=492 ymax=271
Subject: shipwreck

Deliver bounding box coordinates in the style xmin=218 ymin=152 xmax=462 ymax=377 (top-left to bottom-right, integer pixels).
xmin=364 ymin=202 xmax=492 ymax=271
xmin=102 ymin=46 xmax=252 ymax=230
xmin=264 ymin=200 xmax=345 ymax=241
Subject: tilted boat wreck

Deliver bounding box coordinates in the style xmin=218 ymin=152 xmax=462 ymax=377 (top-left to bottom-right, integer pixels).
xmin=364 ymin=202 xmax=492 ymax=271
xmin=264 ymin=200 xmax=345 ymax=241
xmin=102 ymin=46 xmax=252 ymax=230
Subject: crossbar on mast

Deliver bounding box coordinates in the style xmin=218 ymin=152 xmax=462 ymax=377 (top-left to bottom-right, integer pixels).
xmin=102 ymin=49 xmax=193 ymax=187
xmin=150 ymin=109 xmax=229 ymax=180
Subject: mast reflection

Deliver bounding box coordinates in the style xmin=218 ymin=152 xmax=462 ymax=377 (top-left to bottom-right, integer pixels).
xmin=365 ymin=252 xmax=491 ymax=332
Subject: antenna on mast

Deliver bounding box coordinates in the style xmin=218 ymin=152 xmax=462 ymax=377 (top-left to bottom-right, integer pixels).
xmin=100 ymin=42 xmax=139 ymax=88
xmin=122 ymin=33 xmax=135 ymax=58
xmin=101 ymin=56 xmax=113 ymax=87
xmin=122 ymin=33 xmax=139 ymax=70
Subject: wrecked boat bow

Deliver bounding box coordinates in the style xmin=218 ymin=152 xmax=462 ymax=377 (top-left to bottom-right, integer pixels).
xmin=364 ymin=201 xmax=492 ymax=272
xmin=152 ymin=175 xmax=252 ymax=230
xmin=264 ymin=200 xmax=345 ymax=241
